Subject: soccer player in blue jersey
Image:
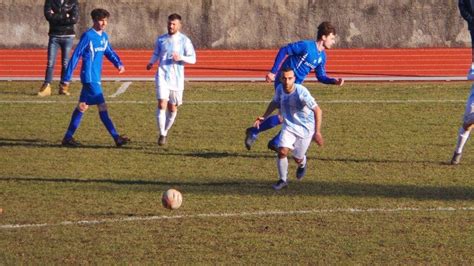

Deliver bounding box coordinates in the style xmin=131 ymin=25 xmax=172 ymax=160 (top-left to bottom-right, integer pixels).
xmin=254 ymin=67 xmax=324 ymax=190
xmin=147 ymin=13 xmax=196 ymax=146
xmin=451 ymin=83 xmax=474 ymax=165
xmin=61 ymin=8 xmax=130 ymax=147
xmin=245 ymin=21 xmax=343 ymax=151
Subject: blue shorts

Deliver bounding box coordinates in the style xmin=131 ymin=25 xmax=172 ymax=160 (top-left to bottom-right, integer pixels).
xmin=79 ymin=83 xmax=105 ymax=105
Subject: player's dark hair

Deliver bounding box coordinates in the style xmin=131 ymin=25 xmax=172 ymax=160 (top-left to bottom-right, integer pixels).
xmin=317 ymin=21 xmax=336 ymax=40
xmin=91 ymin=8 xmax=110 ymax=21
xmin=168 ymin=13 xmax=182 ymax=21
xmin=281 ymin=66 xmax=294 ymax=74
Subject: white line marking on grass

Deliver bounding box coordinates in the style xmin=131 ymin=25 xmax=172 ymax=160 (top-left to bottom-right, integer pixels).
xmin=109 ymin=82 xmax=132 ymax=98
xmin=0 ymin=99 xmax=466 ymax=105
xmin=1 ymin=206 xmax=473 ymax=230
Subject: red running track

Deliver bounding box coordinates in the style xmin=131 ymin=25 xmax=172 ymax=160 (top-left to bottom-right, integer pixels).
xmin=0 ymin=48 xmax=472 ymax=81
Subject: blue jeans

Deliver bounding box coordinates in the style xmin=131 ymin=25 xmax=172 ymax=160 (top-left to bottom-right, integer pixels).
xmin=44 ymin=36 xmax=74 ymax=84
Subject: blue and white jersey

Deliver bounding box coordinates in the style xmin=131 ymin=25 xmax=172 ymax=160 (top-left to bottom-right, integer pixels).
xmin=149 ymin=32 xmax=196 ymax=91
xmin=64 ymin=28 xmax=123 ymax=83
xmin=273 ymin=83 xmax=318 ymax=138
xmin=271 ymin=40 xmax=336 ymax=87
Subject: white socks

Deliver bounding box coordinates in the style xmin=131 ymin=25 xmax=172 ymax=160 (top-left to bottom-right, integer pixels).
xmin=165 ymin=110 xmax=177 ymax=133
xmin=277 ymin=157 xmax=288 ymax=182
xmin=156 ymin=108 xmax=177 ymax=137
xmin=157 ymin=109 xmax=166 ymax=136
xmin=299 ymin=156 xmax=307 ymax=168
xmin=455 ymin=127 xmax=470 ymax=154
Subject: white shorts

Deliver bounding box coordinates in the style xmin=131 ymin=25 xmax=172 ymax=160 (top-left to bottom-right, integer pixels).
xmin=278 ymin=129 xmax=313 ymax=159
xmin=156 ymin=87 xmax=183 ymax=106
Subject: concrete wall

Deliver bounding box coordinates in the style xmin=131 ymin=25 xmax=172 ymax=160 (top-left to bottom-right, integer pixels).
xmin=0 ymin=0 xmax=470 ymax=49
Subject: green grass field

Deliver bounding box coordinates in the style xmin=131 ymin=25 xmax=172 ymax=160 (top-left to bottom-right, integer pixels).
xmin=0 ymin=81 xmax=473 ymax=264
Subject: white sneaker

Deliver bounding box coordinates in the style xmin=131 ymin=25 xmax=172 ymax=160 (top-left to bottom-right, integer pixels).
xmin=467 ymin=69 xmax=474 ymax=80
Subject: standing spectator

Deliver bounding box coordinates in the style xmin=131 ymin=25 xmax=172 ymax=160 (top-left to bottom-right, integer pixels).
xmin=146 ymin=13 xmax=196 ymax=146
xmin=38 ymin=0 xmax=79 ymax=97
xmin=459 ymin=0 xmax=474 ymax=80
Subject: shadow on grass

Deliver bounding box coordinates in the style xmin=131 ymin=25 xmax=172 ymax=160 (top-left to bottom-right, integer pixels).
xmin=0 ymin=138 xmax=458 ymax=164
xmin=2 ymin=176 xmax=473 ymax=201
xmin=0 ymin=138 xmax=133 ymax=150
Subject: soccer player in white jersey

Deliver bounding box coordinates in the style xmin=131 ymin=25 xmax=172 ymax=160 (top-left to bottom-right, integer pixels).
xmin=451 ymin=84 xmax=474 ymax=164
xmin=146 ymin=13 xmax=196 ymax=146
xmin=254 ymin=67 xmax=324 ymax=190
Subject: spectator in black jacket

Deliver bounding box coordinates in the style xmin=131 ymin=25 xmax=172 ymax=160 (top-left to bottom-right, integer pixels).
xmin=38 ymin=0 xmax=79 ymax=97
xmin=459 ymin=0 xmax=474 ymax=80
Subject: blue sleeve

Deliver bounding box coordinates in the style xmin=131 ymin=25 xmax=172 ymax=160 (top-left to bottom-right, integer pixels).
xmin=64 ymin=33 xmax=88 ymax=82
xmin=270 ymin=46 xmax=289 ymax=74
xmin=315 ymin=54 xmax=337 ymax=85
xmin=105 ymin=42 xmax=123 ymax=69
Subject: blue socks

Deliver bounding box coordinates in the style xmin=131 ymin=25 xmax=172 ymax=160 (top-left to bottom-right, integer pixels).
xmin=64 ymin=108 xmax=83 ymax=140
xmin=268 ymin=131 xmax=281 ymax=148
xmin=99 ymin=110 xmax=119 ymax=139
xmin=251 ymin=114 xmax=281 ymax=135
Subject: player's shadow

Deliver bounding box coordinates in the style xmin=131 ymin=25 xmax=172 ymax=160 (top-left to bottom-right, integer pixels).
xmin=2 ymin=176 xmax=473 ymax=201
xmin=145 ymin=149 xmax=277 ymax=159
xmin=0 ymin=138 xmax=59 ymax=148
xmin=0 ymin=138 xmax=143 ymax=150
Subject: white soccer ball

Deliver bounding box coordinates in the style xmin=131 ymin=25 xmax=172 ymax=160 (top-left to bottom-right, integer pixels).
xmin=162 ymin=189 xmax=183 ymax=210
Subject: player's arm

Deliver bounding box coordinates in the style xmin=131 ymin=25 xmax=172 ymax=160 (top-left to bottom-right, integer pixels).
xmin=63 ymin=33 xmax=88 ymax=82
xmin=312 ymin=106 xmax=324 ymax=146
xmin=266 ymin=46 xmax=290 ymax=82
xmin=173 ymin=38 xmax=196 ymax=64
xmin=254 ymin=100 xmax=279 ymax=128
xmin=315 ymin=57 xmax=343 ymax=86
xmin=147 ymin=38 xmax=161 ymax=70
xmin=459 ymin=0 xmax=473 ymax=23
xmin=105 ymin=42 xmax=125 ymax=73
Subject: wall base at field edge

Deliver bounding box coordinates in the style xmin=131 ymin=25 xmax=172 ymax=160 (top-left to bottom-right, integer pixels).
xmin=0 ymin=0 xmax=470 ymax=49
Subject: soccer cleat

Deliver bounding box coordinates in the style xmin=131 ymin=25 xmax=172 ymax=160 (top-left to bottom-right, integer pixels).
xmin=115 ymin=134 xmax=130 ymax=147
xmin=244 ymin=127 xmax=257 ymax=150
xmin=61 ymin=137 xmax=81 ymax=147
xmin=58 ymin=83 xmax=70 ymax=96
xmin=451 ymin=152 xmax=462 ymax=165
xmin=37 ymin=83 xmax=52 ymax=97
xmin=296 ymin=163 xmax=307 ymax=180
xmin=158 ymin=135 xmax=167 ymax=146
xmin=272 ymin=179 xmax=288 ymax=190
xmin=468 ymin=69 xmax=474 ymax=81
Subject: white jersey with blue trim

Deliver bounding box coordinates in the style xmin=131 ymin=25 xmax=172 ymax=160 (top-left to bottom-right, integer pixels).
xmin=64 ymin=28 xmax=123 ymax=83
xmin=273 ymin=84 xmax=318 ymax=138
xmin=149 ymin=32 xmax=196 ymax=91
